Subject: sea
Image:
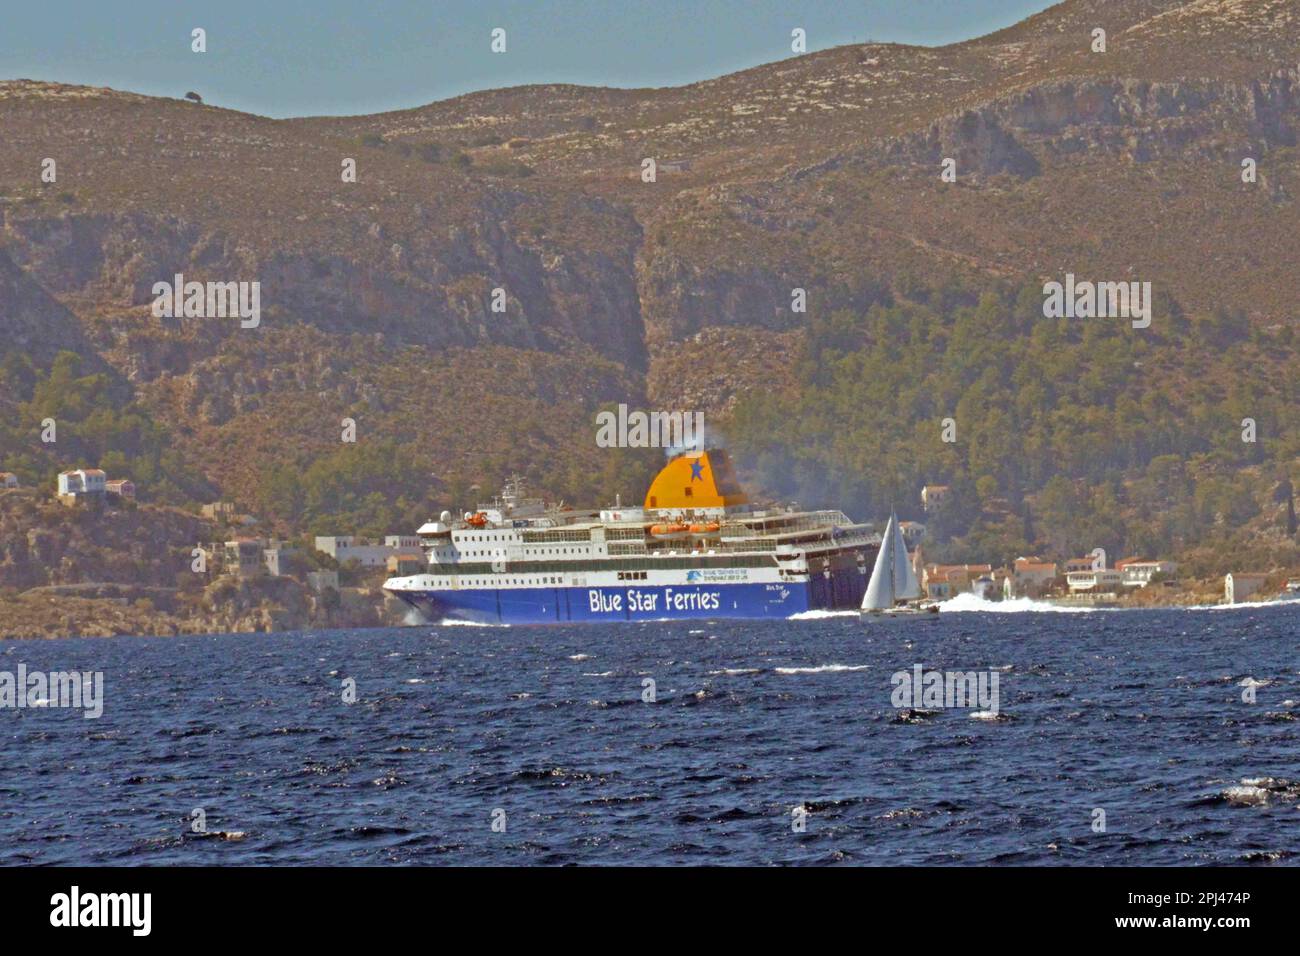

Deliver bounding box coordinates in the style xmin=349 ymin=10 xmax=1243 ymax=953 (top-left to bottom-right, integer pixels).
xmin=2 ymin=598 xmax=1298 ymax=866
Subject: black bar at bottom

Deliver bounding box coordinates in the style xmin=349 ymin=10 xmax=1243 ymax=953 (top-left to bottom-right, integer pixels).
xmin=0 ymin=865 xmax=1288 ymax=941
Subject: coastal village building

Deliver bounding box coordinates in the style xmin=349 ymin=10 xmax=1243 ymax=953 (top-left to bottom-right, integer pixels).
xmin=198 ymin=537 xmax=296 ymax=578
xmin=1115 ymin=559 xmax=1176 ymax=587
xmin=262 ymin=542 xmax=298 ymax=577
xmin=212 ymin=538 xmax=298 ymax=577
xmin=56 ymin=468 xmax=107 ymax=505
xmin=922 ymin=563 xmax=993 ymax=601
xmin=315 ymin=535 xmax=422 ymax=568
xmin=0 ymin=472 xmax=18 ymax=489
xmin=1225 ymin=573 xmax=1269 ymax=604
xmin=1067 ymin=569 xmax=1124 ymax=593
xmin=1064 ymin=556 xmax=1099 ymax=574
xmin=105 ymin=478 xmax=136 ymax=500
xmin=224 ymin=539 xmax=265 ymax=577
xmin=194 ymin=542 xmax=222 ymax=572
xmin=920 ymin=485 xmax=949 ymax=513
xmin=1012 ymin=557 xmax=1058 ymax=592
xmin=202 ymin=501 xmax=237 ymax=520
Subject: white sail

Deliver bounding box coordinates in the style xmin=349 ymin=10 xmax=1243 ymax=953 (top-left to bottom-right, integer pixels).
xmin=861 ymin=513 xmax=897 ymax=610
xmin=891 ymin=515 xmax=922 ymax=600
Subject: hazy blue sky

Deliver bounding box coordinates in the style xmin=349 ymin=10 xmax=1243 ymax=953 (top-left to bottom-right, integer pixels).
xmin=2 ymin=1 xmax=1054 ymax=117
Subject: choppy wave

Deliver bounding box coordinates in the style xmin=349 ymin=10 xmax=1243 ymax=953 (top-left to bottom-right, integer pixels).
xmin=8 ymin=605 xmax=1300 ymax=866
xmin=1219 ymin=777 xmax=1300 ymax=806
xmin=788 ymin=609 xmax=859 ymax=620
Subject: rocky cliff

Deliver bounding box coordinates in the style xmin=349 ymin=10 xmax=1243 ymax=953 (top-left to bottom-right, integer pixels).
xmin=1 ymin=0 xmax=1298 ymax=508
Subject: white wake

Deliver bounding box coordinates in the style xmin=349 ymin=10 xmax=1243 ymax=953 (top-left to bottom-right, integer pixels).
xmin=938 ymin=593 xmax=1106 ymax=614
xmin=1199 ymin=595 xmax=1300 ymax=612
xmin=788 ymin=609 xmax=860 ymax=620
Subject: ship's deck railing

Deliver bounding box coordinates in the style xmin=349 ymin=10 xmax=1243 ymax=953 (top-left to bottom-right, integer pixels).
xmin=721 ymin=517 xmax=866 ymax=541
xmin=520 ymin=528 xmax=596 ymax=543
xmin=610 ymin=539 xmax=780 ymax=556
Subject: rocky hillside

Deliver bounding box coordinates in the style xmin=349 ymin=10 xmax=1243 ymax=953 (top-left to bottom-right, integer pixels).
xmin=1 ymin=0 xmax=1298 ymax=526
xmin=0 ymin=489 xmax=393 ymax=638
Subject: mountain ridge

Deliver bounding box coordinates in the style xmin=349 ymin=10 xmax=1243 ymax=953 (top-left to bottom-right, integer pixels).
xmin=0 ymin=0 xmax=1297 ymax=573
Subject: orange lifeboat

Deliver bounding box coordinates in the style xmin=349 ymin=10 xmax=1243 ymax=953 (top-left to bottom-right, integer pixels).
xmin=465 ymin=511 xmax=489 ymax=528
xmin=688 ymin=521 xmax=721 ymax=535
xmin=650 ymin=523 xmax=690 ymax=538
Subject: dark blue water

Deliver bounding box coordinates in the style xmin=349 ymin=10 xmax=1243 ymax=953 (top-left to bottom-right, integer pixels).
xmin=2 ymin=604 xmax=1298 ymax=865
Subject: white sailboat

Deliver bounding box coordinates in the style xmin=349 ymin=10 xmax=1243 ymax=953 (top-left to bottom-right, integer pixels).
xmin=860 ymin=511 xmax=937 ymax=617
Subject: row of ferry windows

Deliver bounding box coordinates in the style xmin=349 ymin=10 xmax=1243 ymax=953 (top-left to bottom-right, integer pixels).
xmin=457 ymin=547 xmax=590 ymax=558
xmin=454 ymin=535 xmax=592 ymax=548
xmin=431 ymin=577 xmax=565 ymax=586
xmin=434 ymin=554 xmax=777 ymax=575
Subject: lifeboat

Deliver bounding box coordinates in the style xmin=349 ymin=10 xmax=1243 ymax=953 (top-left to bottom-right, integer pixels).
xmin=649 ymin=522 xmax=690 ymax=539
xmin=688 ymin=521 xmax=721 ymax=535
xmin=464 ymin=511 xmax=489 ymax=528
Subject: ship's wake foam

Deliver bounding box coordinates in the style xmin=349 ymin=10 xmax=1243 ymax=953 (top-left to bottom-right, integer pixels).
xmin=939 ymin=593 xmax=1104 ymax=614
xmin=944 ymin=593 xmax=1300 ymax=615
xmin=402 ymin=606 xmax=432 ymax=626
xmin=788 ymin=609 xmax=859 ymax=620
xmin=1200 ymin=596 xmax=1300 ymax=612
xmin=398 ymin=603 xmax=509 ymax=627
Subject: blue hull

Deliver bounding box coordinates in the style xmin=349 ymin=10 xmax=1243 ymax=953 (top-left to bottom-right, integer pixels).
xmin=393 ymin=570 xmax=867 ymax=625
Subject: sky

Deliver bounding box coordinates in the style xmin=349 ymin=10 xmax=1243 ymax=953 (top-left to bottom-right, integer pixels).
xmin=0 ymin=1 xmax=1056 ymax=118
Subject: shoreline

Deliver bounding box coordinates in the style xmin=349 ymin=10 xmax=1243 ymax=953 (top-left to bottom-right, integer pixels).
xmin=4 ymin=592 xmax=1298 ymax=641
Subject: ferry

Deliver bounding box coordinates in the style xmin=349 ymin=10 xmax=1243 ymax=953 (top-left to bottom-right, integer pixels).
xmin=383 ymin=449 xmax=880 ymax=624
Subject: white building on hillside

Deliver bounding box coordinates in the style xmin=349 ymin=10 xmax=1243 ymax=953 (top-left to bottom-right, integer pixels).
xmin=1066 ymin=569 xmax=1124 ymax=593
xmin=1117 ymin=559 xmax=1177 ymax=587
xmin=57 ymin=468 xmax=107 ymax=504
